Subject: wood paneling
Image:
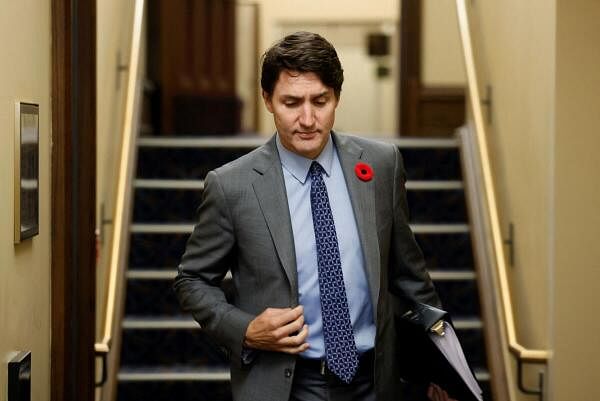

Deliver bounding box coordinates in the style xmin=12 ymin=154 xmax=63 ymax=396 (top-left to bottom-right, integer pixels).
xmin=399 ymin=0 xmax=465 ymax=137
xmin=153 ymin=0 xmax=237 ymax=135
xmin=418 ymin=86 xmax=466 ymax=137
xmin=51 ymin=0 xmax=97 ymax=400
xmin=400 ymin=0 xmax=422 ymax=136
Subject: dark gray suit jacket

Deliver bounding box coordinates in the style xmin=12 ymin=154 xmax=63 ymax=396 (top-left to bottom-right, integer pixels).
xmin=174 ymin=132 xmax=442 ymax=401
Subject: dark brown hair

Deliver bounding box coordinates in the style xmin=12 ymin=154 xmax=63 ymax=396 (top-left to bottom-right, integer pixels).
xmin=260 ymin=31 xmax=344 ymax=99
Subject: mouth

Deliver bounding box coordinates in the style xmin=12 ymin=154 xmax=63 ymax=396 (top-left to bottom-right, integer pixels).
xmin=296 ymin=131 xmax=319 ymax=139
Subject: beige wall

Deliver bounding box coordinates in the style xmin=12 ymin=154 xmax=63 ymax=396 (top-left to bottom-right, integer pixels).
xmin=0 ymin=1 xmax=52 ymax=401
xmin=252 ymin=0 xmax=399 ymax=136
xmin=422 ymin=0 xmax=466 ymax=86
xmin=551 ymin=0 xmax=600 ymax=399
xmin=471 ymin=0 xmax=555 ymax=356
xmin=470 ymin=0 xmax=600 ymax=398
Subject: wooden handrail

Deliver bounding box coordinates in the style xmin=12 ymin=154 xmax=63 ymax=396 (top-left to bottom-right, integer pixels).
xmin=95 ymin=0 xmax=145 ymax=394
xmin=455 ymin=0 xmax=550 ymax=365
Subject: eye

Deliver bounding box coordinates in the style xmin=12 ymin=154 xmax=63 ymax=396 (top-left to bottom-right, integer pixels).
xmin=314 ymin=98 xmax=328 ymax=106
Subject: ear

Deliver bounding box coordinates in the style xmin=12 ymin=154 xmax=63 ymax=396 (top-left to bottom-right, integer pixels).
xmin=262 ymin=90 xmax=274 ymax=113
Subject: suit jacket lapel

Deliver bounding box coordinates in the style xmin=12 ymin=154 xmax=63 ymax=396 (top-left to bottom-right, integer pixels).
xmin=251 ymin=136 xmax=299 ymax=302
xmin=333 ymin=133 xmax=381 ymax=320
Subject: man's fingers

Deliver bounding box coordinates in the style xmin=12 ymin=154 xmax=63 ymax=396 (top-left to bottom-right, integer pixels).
xmin=274 ymin=313 xmax=305 ymax=339
xmin=277 ymin=324 xmax=309 ymax=346
xmin=267 ymin=305 xmax=304 ymax=328
xmin=280 ymin=342 xmax=310 ymax=354
xmin=279 ymin=327 xmax=310 ymax=354
xmin=244 ymin=306 xmax=307 ymax=350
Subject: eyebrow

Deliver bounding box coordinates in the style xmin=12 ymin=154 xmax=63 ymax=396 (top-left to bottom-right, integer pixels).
xmin=280 ymin=91 xmax=331 ymax=101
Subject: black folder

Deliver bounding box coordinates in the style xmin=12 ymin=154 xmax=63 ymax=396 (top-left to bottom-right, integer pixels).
xmin=396 ymin=303 xmax=483 ymax=401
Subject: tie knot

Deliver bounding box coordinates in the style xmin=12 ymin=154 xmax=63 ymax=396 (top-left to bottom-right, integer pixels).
xmin=310 ymin=161 xmax=324 ymax=177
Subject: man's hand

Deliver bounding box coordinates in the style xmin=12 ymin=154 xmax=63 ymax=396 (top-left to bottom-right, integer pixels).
xmin=428 ymin=383 xmax=458 ymax=401
xmin=244 ymin=306 xmax=309 ymax=354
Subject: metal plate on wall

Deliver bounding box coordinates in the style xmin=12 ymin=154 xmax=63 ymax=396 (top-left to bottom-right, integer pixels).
xmin=14 ymin=102 xmax=39 ymax=243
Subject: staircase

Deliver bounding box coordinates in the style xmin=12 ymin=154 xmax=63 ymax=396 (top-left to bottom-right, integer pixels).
xmin=116 ymin=136 xmax=492 ymax=401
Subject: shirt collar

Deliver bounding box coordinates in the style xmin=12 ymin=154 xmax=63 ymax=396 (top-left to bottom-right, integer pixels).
xmin=276 ymin=133 xmax=334 ymax=184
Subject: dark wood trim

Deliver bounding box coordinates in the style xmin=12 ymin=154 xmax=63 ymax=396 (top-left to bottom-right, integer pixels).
xmin=51 ymin=0 xmax=97 ymax=400
xmin=399 ymin=0 xmax=422 ymax=136
xmin=399 ymin=1 xmax=465 ymax=137
xmin=418 ymin=85 xmax=466 ymax=137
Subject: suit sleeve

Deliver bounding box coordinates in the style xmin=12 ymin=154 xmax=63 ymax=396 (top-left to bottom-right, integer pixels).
xmin=173 ymin=170 xmax=254 ymax=365
xmin=388 ymin=145 xmax=442 ymax=308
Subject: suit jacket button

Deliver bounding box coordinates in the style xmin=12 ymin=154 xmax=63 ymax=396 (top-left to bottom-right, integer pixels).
xmin=284 ymin=368 xmax=293 ymax=378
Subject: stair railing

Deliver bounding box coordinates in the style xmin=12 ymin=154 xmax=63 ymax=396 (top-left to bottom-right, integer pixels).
xmin=95 ymin=0 xmax=145 ymax=400
xmin=454 ymin=1 xmax=550 ymax=401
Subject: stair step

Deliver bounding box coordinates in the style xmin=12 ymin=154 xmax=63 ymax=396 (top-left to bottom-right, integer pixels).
xmin=129 ymin=233 xmax=189 ymax=268
xmin=118 ymin=326 xmax=487 ymax=380
xmin=414 ymin=233 xmax=474 ymax=269
xmin=123 ymin=317 xmax=199 ymax=329
xmin=120 ymin=328 xmax=228 ymax=367
xmin=132 ymin=189 xmax=203 ymax=224
xmin=474 ymin=369 xmax=490 ymax=382
xmin=407 ymin=189 xmax=468 ymax=223
xmin=137 ymin=136 xmax=459 ymax=149
xmin=135 ymin=179 xmax=205 ymax=190
xmin=118 ymin=319 xmax=486 ymax=373
xmin=128 ymin=270 xmax=176 ymax=280
xmin=135 ymin=139 xmax=462 ymax=181
xmin=129 ymin=223 xmax=470 ymax=234
xmin=128 ymin=269 xmax=476 ymax=281
xmin=124 ymin=277 xmax=480 ymax=318
xmin=138 ymin=136 xmax=266 ymax=148
xmin=119 ymin=367 xmax=230 ymax=382
xmin=435 ymin=280 xmax=481 ymax=316
xmin=131 ymin=181 xmax=467 ymax=223
xmin=452 ymin=318 xmax=483 ymax=330
xmin=121 ymin=316 xmax=483 ymax=331
xmin=124 ymin=279 xmax=181 ymax=316
xmin=118 ymin=381 xmax=233 ymax=401
xmin=124 ymin=276 xmax=234 ymax=316
xmin=430 ymin=271 xmax=476 ymax=281
xmin=119 ymin=366 xmax=491 ymax=383
xmin=127 ymin=232 xmax=475 ymax=270
xmin=411 ymin=224 xmax=469 ymax=234
xmin=133 ymin=179 xmax=463 ymax=191
xmin=406 ymin=180 xmax=463 ymax=190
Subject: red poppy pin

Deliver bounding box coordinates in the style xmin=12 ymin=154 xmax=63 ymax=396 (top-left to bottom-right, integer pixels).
xmin=354 ymin=162 xmax=374 ymax=182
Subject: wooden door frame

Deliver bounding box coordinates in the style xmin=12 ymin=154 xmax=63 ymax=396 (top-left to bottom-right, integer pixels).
xmin=51 ymin=1 xmax=97 ymax=401
xmin=399 ymin=0 xmax=466 ymax=137
xmin=399 ymin=0 xmax=422 ymax=136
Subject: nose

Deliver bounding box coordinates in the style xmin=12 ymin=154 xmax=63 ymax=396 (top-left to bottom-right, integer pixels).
xmin=298 ymin=104 xmax=316 ymax=129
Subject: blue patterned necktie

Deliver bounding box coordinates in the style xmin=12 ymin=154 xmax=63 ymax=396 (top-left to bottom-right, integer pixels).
xmin=309 ymin=161 xmax=359 ymax=384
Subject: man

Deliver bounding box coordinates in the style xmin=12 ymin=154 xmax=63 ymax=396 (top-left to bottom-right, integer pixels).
xmin=174 ymin=32 xmax=477 ymax=401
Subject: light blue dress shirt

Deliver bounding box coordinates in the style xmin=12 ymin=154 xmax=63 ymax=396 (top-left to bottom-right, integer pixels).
xmin=276 ymin=134 xmax=376 ymax=359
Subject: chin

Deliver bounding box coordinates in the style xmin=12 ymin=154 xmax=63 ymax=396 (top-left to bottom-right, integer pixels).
xmin=294 ymin=142 xmax=324 ymax=159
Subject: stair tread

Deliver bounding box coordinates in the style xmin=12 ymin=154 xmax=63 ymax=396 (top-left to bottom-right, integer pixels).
xmin=121 ymin=315 xmax=483 ymax=330
xmin=122 ymin=316 xmax=199 ymax=329
xmin=119 ymin=365 xmax=491 ymax=382
xmin=129 ymin=223 xmax=470 ymax=234
xmin=127 ymin=269 xmax=476 ymax=281
xmin=137 ymin=136 xmax=459 ymax=149
xmin=133 ymin=178 xmax=464 ymax=190
xmin=119 ymin=365 xmax=230 ymax=382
